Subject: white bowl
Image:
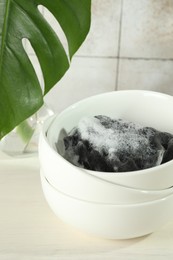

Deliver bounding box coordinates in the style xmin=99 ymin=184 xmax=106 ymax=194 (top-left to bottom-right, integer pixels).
xmin=41 ymin=90 xmax=173 ymax=190
xmin=40 ymin=170 xmax=173 ymax=240
xmin=39 ymin=130 xmax=173 ymax=204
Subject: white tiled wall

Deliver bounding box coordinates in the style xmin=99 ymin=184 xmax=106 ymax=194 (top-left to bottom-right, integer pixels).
xmin=24 ymin=0 xmax=173 ymax=113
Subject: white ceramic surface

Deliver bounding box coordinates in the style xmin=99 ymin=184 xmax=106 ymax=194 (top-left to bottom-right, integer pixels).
xmin=39 ymin=129 xmax=173 ymax=204
xmin=42 ymin=90 xmax=173 ymax=190
xmin=40 ymin=171 xmax=173 ymax=240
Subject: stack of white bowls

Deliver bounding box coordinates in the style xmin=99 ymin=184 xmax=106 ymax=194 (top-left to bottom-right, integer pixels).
xmin=39 ymin=90 xmax=173 ymax=239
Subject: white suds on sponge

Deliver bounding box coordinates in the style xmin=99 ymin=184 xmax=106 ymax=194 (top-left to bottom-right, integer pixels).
xmin=62 ymin=115 xmax=172 ymax=172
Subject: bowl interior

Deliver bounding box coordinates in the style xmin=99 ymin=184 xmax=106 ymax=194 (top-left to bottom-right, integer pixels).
xmin=42 ymin=90 xmax=173 ymax=190
xmin=47 ymin=90 xmax=173 ymax=156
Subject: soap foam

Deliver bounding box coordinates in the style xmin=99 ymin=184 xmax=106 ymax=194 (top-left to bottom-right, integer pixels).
xmin=78 ymin=116 xmax=156 ymax=161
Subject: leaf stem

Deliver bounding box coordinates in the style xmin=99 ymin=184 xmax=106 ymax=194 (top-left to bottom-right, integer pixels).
xmin=16 ymin=120 xmax=34 ymax=143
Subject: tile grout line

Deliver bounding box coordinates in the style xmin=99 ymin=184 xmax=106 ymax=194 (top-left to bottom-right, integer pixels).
xmin=115 ymin=0 xmax=124 ymax=91
xmin=27 ymin=52 xmax=173 ymax=62
xmin=73 ymin=55 xmax=173 ymax=61
xmin=118 ymin=56 xmax=173 ymax=61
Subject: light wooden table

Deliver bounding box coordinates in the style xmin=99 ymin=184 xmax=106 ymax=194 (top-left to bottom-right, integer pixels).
xmin=0 ymin=152 xmax=173 ymax=260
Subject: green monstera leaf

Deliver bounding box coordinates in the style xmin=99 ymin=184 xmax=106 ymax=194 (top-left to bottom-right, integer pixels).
xmin=0 ymin=0 xmax=91 ymax=139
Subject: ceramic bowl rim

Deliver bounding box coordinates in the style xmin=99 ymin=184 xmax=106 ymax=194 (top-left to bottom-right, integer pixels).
xmin=41 ymin=169 xmax=173 ymax=208
xmin=42 ymin=90 xmax=173 ymax=176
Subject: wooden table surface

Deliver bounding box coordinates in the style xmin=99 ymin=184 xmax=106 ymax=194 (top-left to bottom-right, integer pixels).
xmin=0 ymin=152 xmax=173 ymax=260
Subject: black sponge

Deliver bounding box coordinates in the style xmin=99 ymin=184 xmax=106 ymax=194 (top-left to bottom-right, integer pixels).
xmin=63 ymin=116 xmax=173 ymax=172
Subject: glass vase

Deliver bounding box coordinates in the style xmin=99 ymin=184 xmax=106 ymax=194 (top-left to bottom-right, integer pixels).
xmin=0 ymin=104 xmax=54 ymax=157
